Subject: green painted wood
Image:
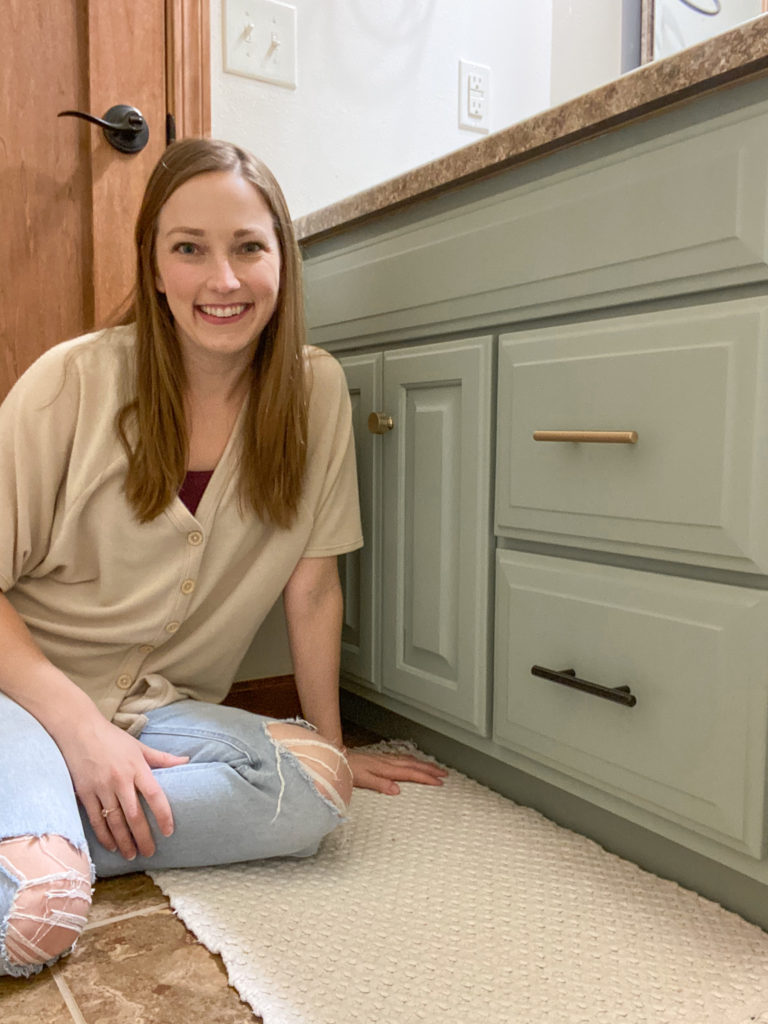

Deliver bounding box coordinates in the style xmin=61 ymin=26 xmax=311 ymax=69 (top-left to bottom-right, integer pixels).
xmin=494 ymin=549 xmax=768 ymax=858
xmin=379 ymin=336 xmax=493 ymax=735
xmin=338 ymin=353 xmax=382 ymax=690
xmin=304 ymin=88 xmax=768 ymax=347
xmin=312 ymin=79 xmax=768 ymax=900
xmin=495 ymin=296 xmax=768 ymax=573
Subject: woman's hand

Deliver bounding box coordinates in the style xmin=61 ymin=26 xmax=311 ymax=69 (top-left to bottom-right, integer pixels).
xmin=346 ymin=749 xmax=448 ymax=795
xmin=56 ymin=713 xmax=189 ymax=860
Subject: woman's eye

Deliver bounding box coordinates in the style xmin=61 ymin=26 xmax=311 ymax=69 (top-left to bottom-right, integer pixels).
xmin=173 ymin=241 xmax=198 ymax=256
xmin=239 ymin=241 xmax=263 ymax=255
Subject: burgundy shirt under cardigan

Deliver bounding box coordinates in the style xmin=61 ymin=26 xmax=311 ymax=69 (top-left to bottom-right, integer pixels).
xmin=178 ymin=470 xmax=214 ymax=516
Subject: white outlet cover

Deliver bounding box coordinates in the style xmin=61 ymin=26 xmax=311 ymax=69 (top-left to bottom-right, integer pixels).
xmin=224 ymin=0 xmax=297 ymax=89
xmin=458 ymin=59 xmax=490 ymax=134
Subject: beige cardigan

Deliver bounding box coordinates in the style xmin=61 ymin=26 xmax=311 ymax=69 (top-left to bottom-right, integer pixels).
xmin=0 ymin=327 xmax=362 ymax=733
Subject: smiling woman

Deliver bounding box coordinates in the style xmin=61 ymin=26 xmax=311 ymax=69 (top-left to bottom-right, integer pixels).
xmin=0 ymin=138 xmax=447 ymax=980
xmin=119 ymin=140 xmax=309 ymax=527
xmin=154 ymin=173 xmax=282 ymax=377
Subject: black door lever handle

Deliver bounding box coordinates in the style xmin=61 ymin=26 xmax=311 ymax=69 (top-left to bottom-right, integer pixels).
xmin=58 ymin=105 xmax=149 ymax=154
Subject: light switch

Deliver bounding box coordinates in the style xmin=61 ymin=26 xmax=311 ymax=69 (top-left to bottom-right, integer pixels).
xmin=224 ymin=0 xmax=297 ymax=89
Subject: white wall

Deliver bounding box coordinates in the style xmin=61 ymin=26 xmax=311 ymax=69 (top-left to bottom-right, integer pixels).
xmin=211 ymin=0 xmax=554 ymax=220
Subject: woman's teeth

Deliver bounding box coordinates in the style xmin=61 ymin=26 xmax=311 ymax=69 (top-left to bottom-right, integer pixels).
xmin=199 ymin=304 xmax=248 ymax=318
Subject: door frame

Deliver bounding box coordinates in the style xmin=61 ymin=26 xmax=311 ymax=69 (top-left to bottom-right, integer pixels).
xmin=167 ymin=0 xmax=211 ymax=138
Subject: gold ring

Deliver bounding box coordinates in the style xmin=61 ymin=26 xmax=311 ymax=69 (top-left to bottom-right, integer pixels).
xmin=101 ymin=807 xmax=118 ymax=818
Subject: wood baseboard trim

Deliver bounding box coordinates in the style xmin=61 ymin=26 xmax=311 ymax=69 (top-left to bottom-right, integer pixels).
xmin=222 ymin=674 xmax=302 ymax=719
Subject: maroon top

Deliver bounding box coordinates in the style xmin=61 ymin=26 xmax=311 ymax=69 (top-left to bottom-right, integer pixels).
xmin=178 ymin=469 xmax=214 ymax=516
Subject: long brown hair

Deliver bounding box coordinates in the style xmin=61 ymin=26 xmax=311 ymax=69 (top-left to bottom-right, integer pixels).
xmin=116 ymin=138 xmax=308 ymax=527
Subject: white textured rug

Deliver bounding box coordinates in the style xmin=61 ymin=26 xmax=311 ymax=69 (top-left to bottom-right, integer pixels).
xmin=150 ymin=743 xmax=768 ymax=1024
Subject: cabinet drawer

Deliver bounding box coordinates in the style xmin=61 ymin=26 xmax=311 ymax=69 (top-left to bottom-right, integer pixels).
xmin=494 ymin=551 xmax=768 ymax=856
xmin=495 ymin=298 xmax=768 ymax=572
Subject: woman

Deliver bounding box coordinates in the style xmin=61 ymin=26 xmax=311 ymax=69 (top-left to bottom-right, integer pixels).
xmin=0 ymin=138 xmax=446 ymax=978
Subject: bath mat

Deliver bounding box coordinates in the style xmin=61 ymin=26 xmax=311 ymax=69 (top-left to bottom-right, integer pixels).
xmin=150 ymin=742 xmax=768 ymax=1024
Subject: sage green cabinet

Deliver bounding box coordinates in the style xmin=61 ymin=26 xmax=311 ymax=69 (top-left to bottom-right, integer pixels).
xmin=304 ymin=78 xmax=768 ymax=910
xmin=305 ymin=88 xmax=768 ymax=349
xmin=339 ymin=337 xmax=493 ymax=735
xmin=339 ymin=354 xmax=382 ymax=690
xmin=494 ymin=550 xmax=768 ymax=858
xmin=495 ymin=297 xmax=768 ymax=573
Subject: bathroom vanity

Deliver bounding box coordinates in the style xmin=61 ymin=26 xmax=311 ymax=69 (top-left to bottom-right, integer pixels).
xmin=297 ymin=18 xmax=768 ymax=928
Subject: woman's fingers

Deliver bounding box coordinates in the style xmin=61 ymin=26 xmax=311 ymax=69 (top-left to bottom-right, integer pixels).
xmin=82 ymin=747 xmax=187 ymax=859
xmin=141 ymin=745 xmax=190 ymax=770
xmin=137 ymin=742 xmax=190 ymax=842
xmin=82 ymin=794 xmax=133 ymax=859
xmin=61 ymin=718 xmax=190 ymax=860
xmin=347 ymin=751 xmax=449 ymax=794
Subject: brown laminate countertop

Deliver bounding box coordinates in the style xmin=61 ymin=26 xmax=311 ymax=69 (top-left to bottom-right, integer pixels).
xmin=295 ymin=14 xmax=768 ymax=245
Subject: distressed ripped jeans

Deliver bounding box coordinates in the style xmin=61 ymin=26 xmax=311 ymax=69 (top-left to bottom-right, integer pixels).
xmin=0 ymin=694 xmax=350 ymax=978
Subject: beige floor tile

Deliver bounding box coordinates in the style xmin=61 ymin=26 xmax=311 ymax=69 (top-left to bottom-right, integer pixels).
xmin=88 ymin=871 xmax=168 ymax=927
xmin=57 ymin=904 xmax=263 ymax=1023
xmin=0 ymin=967 xmax=72 ymax=1024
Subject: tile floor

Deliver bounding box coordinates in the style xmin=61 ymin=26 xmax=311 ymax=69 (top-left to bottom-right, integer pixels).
xmin=0 ymin=721 xmax=381 ymax=1024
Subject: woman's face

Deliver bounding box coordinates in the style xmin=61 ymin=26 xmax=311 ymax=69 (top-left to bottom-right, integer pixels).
xmin=154 ymin=170 xmax=282 ymax=374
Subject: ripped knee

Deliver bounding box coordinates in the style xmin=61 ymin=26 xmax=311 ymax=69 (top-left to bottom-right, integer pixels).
xmin=267 ymin=721 xmax=353 ymax=816
xmin=0 ymin=834 xmax=93 ymax=969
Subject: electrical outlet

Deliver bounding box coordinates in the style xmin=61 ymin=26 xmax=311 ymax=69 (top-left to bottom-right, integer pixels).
xmin=458 ymin=59 xmax=490 ymax=134
xmin=468 ymin=92 xmax=484 ymax=119
xmin=224 ymin=0 xmax=297 ymax=89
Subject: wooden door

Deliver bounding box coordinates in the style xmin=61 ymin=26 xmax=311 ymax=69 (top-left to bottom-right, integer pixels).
xmin=0 ymin=0 xmax=210 ymax=400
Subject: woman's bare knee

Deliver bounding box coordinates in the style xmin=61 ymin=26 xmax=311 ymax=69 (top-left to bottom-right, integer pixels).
xmin=0 ymin=834 xmax=92 ymax=968
xmin=267 ymin=722 xmax=353 ymax=813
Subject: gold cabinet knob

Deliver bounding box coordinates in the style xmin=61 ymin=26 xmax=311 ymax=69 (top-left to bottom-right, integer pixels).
xmin=368 ymin=411 xmax=394 ymax=434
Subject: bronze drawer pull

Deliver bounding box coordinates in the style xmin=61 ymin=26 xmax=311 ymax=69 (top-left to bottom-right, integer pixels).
xmin=531 ymin=665 xmax=637 ymax=707
xmin=532 ymin=430 xmax=638 ymax=444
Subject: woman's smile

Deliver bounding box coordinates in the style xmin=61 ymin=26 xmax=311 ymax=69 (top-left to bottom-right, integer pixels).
xmin=196 ymin=302 xmax=254 ymax=323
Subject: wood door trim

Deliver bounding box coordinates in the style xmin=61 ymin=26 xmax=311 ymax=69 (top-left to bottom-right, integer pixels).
xmin=166 ymin=0 xmax=211 ymax=139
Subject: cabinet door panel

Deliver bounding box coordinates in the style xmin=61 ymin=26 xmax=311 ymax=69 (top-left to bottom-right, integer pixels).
xmin=382 ymin=337 xmax=492 ymax=734
xmin=494 ymin=551 xmax=768 ymax=857
xmin=496 ymin=298 xmax=768 ymax=572
xmin=339 ymin=353 xmax=382 ymax=689
xmin=403 ymin=382 xmax=461 ymax=679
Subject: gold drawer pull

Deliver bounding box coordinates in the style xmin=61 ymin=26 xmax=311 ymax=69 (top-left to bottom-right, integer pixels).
xmin=531 ymin=665 xmax=637 ymax=707
xmin=368 ymin=411 xmax=394 ymax=434
xmin=533 ymin=430 xmax=638 ymax=444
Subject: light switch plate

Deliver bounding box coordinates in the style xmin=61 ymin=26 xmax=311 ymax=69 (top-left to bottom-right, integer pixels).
xmin=224 ymin=0 xmax=297 ymax=89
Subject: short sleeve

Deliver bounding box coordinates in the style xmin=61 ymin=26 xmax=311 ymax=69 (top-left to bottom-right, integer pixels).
xmin=301 ymin=350 xmax=363 ymax=558
xmin=0 ymin=344 xmax=80 ymax=591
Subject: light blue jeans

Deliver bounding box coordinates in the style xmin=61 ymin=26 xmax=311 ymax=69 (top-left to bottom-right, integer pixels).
xmin=0 ymin=693 xmax=346 ymax=977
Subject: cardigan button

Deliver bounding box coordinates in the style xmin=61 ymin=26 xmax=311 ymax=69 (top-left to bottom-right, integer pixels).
xmin=188 ymin=531 xmax=203 ymax=546
xmin=180 ymin=579 xmax=196 ymax=595
xmin=116 ymin=674 xmax=133 ymax=690
xmin=165 ymin=621 xmax=180 ymax=634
